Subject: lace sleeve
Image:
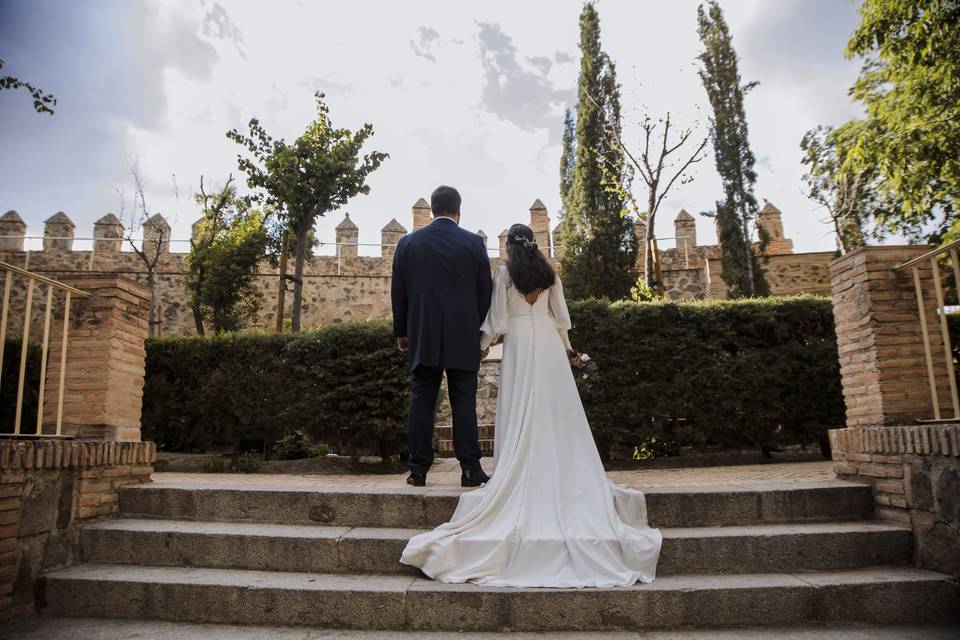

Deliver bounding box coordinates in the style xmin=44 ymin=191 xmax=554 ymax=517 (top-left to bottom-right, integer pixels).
xmin=548 ymin=275 xmax=573 ymax=351
xmin=481 ymin=265 xmax=509 ymax=350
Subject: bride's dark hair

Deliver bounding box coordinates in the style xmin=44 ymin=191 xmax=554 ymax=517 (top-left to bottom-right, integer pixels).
xmin=505 ymin=223 xmax=556 ymax=295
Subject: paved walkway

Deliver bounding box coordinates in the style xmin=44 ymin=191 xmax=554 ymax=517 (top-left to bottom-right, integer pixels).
xmin=149 ymin=459 xmax=838 ymax=492
xmin=5 ymin=617 xmax=959 ymax=640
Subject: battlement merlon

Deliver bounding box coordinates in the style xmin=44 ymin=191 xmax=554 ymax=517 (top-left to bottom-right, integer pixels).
xmin=0 ymin=198 xmax=794 ymax=262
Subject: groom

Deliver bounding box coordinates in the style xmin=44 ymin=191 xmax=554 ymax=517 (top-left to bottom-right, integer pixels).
xmin=391 ymin=185 xmax=493 ymax=488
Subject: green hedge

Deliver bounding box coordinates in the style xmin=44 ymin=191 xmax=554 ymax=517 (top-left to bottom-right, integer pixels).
xmin=143 ymin=322 xmax=410 ymax=462
xmin=143 ymin=295 xmax=845 ymax=461
xmin=1 ymin=338 xmax=42 ymax=434
xmin=567 ymin=296 xmax=843 ymax=458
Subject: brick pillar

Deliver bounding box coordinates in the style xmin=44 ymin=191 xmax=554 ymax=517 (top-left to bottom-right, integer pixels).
xmin=828 ymin=246 xmax=960 ymax=571
xmin=41 ymin=275 xmax=150 ymax=441
xmin=830 ymin=245 xmax=951 ymax=427
xmin=412 ymin=198 xmax=431 ymax=230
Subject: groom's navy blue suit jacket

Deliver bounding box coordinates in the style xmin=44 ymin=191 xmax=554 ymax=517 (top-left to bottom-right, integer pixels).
xmin=391 ymin=217 xmax=493 ymax=372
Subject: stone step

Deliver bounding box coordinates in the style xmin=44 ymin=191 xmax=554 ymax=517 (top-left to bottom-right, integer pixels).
xmin=44 ymin=564 xmax=960 ymax=630
xmin=81 ymin=518 xmax=912 ymax=577
xmin=9 ymin=617 xmax=960 ymax=639
xmin=119 ymin=480 xmax=874 ymax=529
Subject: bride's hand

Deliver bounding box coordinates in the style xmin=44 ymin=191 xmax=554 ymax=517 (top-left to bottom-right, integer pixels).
xmin=566 ymin=349 xmax=581 ymax=368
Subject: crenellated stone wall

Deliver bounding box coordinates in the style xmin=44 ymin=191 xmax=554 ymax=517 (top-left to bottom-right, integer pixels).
xmin=0 ymin=198 xmax=835 ymax=337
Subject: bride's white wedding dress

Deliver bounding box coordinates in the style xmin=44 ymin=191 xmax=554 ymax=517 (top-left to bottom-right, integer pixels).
xmin=400 ymin=266 xmax=662 ymax=588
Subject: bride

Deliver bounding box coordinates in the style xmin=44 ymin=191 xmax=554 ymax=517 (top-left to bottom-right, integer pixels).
xmin=400 ymin=223 xmax=662 ymax=588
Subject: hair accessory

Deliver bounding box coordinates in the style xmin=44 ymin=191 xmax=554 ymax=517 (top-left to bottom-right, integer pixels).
xmin=513 ymin=234 xmax=538 ymax=250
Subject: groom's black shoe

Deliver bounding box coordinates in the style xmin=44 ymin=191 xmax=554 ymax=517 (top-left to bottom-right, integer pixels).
xmin=407 ymin=472 xmax=426 ymax=487
xmin=461 ymin=469 xmax=490 ymax=487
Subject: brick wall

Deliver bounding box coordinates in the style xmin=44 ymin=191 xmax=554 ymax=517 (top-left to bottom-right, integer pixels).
xmin=831 ymin=425 xmax=959 ymax=577
xmin=830 ymin=246 xmax=951 ymax=426
xmin=0 ymin=441 xmax=155 ymax=622
xmin=828 ymin=245 xmax=960 ymax=578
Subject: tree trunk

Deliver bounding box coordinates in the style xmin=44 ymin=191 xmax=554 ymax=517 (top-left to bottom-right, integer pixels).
xmin=191 ymin=264 xmax=205 ymax=336
xmin=741 ymin=219 xmax=756 ymax=296
xmin=147 ymin=270 xmax=158 ymax=338
xmin=644 ymin=189 xmax=657 ymax=290
xmin=275 ymin=229 xmax=289 ymax=332
xmin=191 ymin=301 xmax=205 ymax=336
xmin=290 ymin=227 xmax=308 ymax=332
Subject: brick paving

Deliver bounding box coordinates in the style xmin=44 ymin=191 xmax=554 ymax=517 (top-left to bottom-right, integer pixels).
xmin=151 ymin=459 xmax=838 ymax=492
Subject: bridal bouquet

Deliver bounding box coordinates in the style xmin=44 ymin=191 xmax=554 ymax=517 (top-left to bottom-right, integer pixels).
xmin=573 ymin=353 xmax=597 ymax=373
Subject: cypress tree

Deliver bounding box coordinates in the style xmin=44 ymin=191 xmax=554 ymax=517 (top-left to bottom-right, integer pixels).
xmin=561 ymin=3 xmax=637 ymax=300
xmin=559 ymin=108 xmax=576 ymax=216
xmin=696 ymin=1 xmax=768 ymax=297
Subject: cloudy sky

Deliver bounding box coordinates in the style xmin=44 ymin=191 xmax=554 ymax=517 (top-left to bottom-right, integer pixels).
xmin=0 ymin=0 xmax=864 ymax=256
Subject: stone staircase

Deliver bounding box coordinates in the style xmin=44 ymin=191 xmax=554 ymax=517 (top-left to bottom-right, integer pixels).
xmin=42 ymin=478 xmax=960 ymax=632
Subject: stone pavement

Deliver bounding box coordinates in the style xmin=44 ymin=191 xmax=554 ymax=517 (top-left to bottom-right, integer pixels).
xmin=149 ymin=459 xmax=837 ymax=491
xmin=5 ymin=617 xmax=960 ymax=639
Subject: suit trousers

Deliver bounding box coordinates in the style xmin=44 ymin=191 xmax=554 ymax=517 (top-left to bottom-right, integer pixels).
xmin=408 ymin=365 xmax=482 ymax=475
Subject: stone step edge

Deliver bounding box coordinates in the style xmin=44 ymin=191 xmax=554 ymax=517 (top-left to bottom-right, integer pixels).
xmin=123 ymin=478 xmax=871 ymax=497
xmin=45 ymin=564 xmax=960 ymax=630
xmin=47 ymin=562 xmax=952 ymax=594
xmin=14 ymin=617 xmax=960 ymax=640
xmin=86 ymin=517 xmax=910 ymax=540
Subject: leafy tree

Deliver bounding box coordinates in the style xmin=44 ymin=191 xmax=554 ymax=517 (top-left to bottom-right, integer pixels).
xmin=561 ymin=4 xmax=637 ymax=300
xmin=227 ymin=92 xmax=388 ymax=331
xmin=800 ymin=123 xmax=898 ymax=254
xmin=186 ymin=176 xmax=270 ymax=334
xmin=0 ymin=59 xmax=56 ymax=115
xmin=697 ymin=1 xmax=768 ymax=297
xmin=841 ymin=0 xmax=960 ymax=240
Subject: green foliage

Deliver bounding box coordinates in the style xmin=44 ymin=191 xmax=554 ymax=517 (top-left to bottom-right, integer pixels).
xmin=1 ymin=339 xmax=41 ymax=433
xmin=186 ymin=183 xmax=270 ymax=334
xmin=144 ymin=298 xmax=842 ymax=464
xmin=227 ymin=92 xmax=388 ymax=331
xmin=143 ymin=321 xmax=409 ymax=464
xmin=272 ymin=429 xmax=330 ymax=460
xmin=842 ymin=0 xmax=960 ymax=240
xmin=202 ymin=452 xmax=262 ymax=474
xmin=630 ymin=276 xmax=661 ymax=303
xmin=559 ymin=108 xmax=576 ymax=217
xmin=697 ymin=1 xmax=768 ymax=298
xmin=0 ymin=59 xmax=56 ymax=115
xmin=800 ymin=123 xmax=892 ymax=253
xmin=561 ymin=4 xmax=638 ymax=301
xmin=568 ymin=295 xmax=843 ymax=461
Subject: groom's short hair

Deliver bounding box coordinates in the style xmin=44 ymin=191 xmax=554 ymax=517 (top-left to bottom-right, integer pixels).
xmin=431 ymin=186 xmax=461 ymax=217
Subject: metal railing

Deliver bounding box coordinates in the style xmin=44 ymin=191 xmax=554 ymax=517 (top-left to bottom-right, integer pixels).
xmin=894 ymin=240 xmax=960 ymax=422
xmin=0 ymin=260 xmax=91 ymax=437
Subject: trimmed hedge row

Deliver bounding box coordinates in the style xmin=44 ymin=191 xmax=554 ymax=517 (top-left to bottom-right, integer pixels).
xmin=143 ymin=322 xmax=409 ymax=462
xmin=568 ymin=296 xmax=843 ymax=459
xmin=143 ymin=295 xmax=845 ymax=461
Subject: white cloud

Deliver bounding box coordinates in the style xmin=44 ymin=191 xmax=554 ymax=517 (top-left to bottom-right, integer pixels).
xmin=1 ymin=0 xmax=866 ymax=256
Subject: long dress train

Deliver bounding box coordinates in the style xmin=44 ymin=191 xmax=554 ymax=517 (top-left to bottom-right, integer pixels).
xmin=400 ymin=265 xmax=662 ymax=588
